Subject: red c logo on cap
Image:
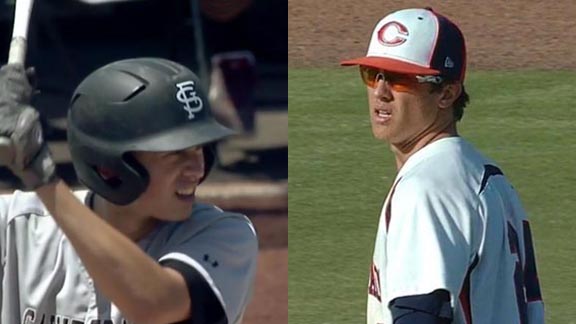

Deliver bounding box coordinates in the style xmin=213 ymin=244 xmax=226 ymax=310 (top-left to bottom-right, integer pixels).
xmin=377 ymin=22 xmax=409 ymax=46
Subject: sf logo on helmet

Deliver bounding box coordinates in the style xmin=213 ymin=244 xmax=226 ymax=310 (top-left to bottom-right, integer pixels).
xmin=175 ymin=81 xmax=204 ymax=120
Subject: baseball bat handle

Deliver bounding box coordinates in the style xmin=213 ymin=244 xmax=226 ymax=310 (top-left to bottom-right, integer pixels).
xmin=8 ymin=37 xmax=27 ymax=64
xmin=9 ymin=0 xmax=35 ymax=64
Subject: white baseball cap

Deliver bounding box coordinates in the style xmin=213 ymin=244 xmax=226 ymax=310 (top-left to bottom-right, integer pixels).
xmin=341 ymin=7 xmax=467 ymax=81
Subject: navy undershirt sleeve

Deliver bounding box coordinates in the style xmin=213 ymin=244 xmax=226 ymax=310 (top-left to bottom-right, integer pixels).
xmin=389 ymin=289 xmax=453 ymax=324
xmin=162 ymin=259 xmax=228 ymax=324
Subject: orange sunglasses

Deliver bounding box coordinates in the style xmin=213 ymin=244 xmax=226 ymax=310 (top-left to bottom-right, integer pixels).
xmin=359 ymin=66 xmax=443 ymax=92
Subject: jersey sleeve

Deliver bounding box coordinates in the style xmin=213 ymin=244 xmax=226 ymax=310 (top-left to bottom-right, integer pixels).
xmin=158 ymin=210 xmax=258 ymax=324
xmin=384 ymin=177 xmax=482 ymax=306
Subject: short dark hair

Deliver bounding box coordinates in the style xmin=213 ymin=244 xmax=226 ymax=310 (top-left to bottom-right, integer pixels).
xmin=430 ymin=82 xmax=470 ymax=121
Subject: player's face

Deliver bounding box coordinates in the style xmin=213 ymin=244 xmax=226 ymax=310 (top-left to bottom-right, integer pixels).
xmin=362 ymin=67 xmax=447 ymax=146
xmin=130 ymin=147 xmax=205 ymax=221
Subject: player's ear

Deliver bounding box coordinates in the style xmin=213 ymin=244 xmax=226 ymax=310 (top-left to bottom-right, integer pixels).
xmin=437 ymin=82 xmax=462 ymax=109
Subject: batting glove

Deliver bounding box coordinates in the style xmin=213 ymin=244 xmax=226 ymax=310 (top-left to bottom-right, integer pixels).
xmin=0 ymin=64 xmax=56 ymax=190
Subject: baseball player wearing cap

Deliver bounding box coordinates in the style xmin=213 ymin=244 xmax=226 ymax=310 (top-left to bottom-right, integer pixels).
xmin=0 ymin=58 xmax=258 ymax=323
xmin=342 ymin=8 xmax=544 ymax=324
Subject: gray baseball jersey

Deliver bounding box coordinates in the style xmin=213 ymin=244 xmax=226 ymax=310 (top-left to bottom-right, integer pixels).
xmin=0 ymin=190 xmax=258 ymax=324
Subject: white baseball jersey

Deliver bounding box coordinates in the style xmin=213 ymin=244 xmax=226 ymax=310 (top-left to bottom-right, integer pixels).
xmin=367 ymin=137 xmax=544 ymax=324
xmin=0 ymin=190 xmax=258 ymax=324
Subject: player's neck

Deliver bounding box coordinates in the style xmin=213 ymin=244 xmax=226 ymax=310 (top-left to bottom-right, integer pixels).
xmin=92 ymin=194 xmax=159 ymax=242
xmin=391 ymin=124 xmax=458 ymax=170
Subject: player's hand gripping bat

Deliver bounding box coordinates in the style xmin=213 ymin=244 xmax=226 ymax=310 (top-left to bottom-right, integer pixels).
xmin=0 ymin=0 xmax=36 ymax=167
xmin=0 ymin=0 xmax=56 ymax=189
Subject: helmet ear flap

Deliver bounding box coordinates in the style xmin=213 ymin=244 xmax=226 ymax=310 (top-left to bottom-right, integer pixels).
xmin=95 ymin=166 xmax=122 ymax=188
xmin=201 ymin=144 xmax=217 ymax=183
xmin=95 ymin=153 xmax=150 ymax=205
xmin=121 ymin=152 xmax=150 ymax=186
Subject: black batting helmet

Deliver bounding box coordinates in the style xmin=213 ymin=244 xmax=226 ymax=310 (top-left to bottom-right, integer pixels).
xmin=67 ymin=58 xmax=235 ymax=205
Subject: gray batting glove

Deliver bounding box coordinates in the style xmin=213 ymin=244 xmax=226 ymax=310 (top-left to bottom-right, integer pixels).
xmin=0 ymin=64 xmax=56 ymax=190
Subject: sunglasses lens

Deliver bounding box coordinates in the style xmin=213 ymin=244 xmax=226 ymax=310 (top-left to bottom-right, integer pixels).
xmin=359 ymin=67 xmax=429 ymax=92
xmin=385 ymin=74 xmax=413 ymax=92
xmin=360 ymin=66 xmax=378 ymax=88
xmin=390 ymin=83 xmax=413 ymax=92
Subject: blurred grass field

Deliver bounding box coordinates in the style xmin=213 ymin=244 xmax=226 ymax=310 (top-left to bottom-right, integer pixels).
xmin=288 ymin=68 xmax=576 ymax=323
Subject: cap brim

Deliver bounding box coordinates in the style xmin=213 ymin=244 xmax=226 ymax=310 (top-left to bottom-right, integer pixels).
xmin=340 ymin=56 xmax=441 ymax=75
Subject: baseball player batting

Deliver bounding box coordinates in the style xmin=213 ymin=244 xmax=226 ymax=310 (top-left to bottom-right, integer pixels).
xmin=341 ymin=7 xmax=544 ymax=324
xmin=0 ymin=58 xmax=258 ymax=323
